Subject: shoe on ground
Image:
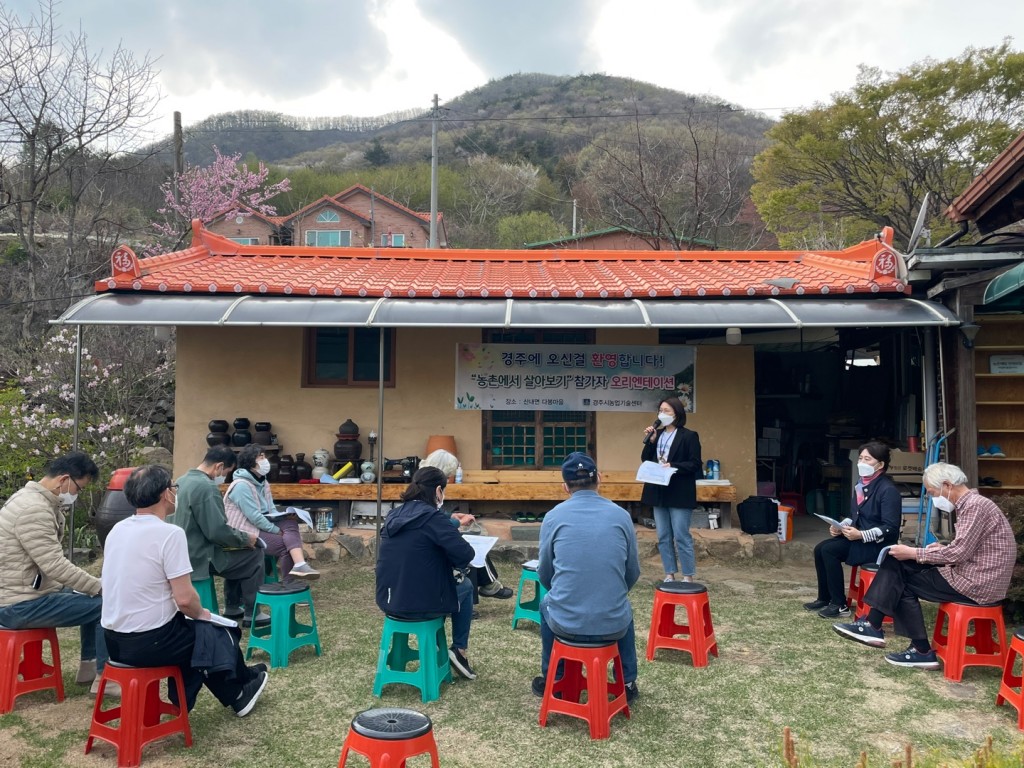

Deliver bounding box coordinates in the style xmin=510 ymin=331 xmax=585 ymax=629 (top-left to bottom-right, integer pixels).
xmin=663 ymin=574 xmax=675 ymax=582
xmin=247 ymin=663 xmax=268 ymax=680
xmin=832 ymin=619 xmax=886 ymax=648
xmin=288 ymin=562 xmax=320 ymax=580
xmin=989 ymin=444 xmax=1006 ymax=458
xmin=242 ymin=611 xmax=272 ymax=628
xmin=233 ymin=670 xmax=268 ymax=717
xmin=885 ymin=644 xmax=940 ymax=669
xmin=680 ymin=576 xmax=693 ymax=583
xmin=803 ymin=599 xmax=829 ymax=612
xmin=817 ymin=603 xmax=851 ymax=619
xmin=624 ymin=680 xmax=639 ymax=703
xmin=90 ymin=679 xmax=121 ymax=698
xmin=479 ymin=584 xmax=513 ymax=599
xmin=532 ymin=675 xmax=546 ymax=697
xmin=223 ymin=607 xmax=244 ymax=620
xmin=472 ymin=610 xmax=480 ymax=620
xmin=76 ymin=659 xmax=97 ymax=684
xmin=448 ymin=647 xmax=477 ymax=680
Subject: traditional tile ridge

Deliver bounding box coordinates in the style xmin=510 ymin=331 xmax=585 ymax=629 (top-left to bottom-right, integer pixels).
xmin=947 ymin=129 xmax=1024 ymax=223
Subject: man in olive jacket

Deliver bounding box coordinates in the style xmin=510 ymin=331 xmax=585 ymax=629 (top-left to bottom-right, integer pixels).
xmin=173 ymin=447 xmax=263 ymax=626
xmin=0 ymin=451 xmax=108 ymax=689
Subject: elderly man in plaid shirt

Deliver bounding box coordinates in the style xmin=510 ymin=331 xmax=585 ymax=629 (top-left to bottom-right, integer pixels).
xmin=832 ymin=462 xmax=1015 ymax=669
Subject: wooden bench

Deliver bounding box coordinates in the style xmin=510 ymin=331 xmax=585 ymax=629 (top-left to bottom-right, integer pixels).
xmin=268 ymin=470 xmax=736 ymax=512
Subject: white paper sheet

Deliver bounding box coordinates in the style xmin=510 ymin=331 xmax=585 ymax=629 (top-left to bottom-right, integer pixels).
xmin=265 ymin=506 xmax=315 ymax=529
xmin=186 ymin=613 xmax=238 ymax=628
xmin=635 ymin=460 xmax=677 ymax=486
xmin=462 ymin=534 xmax=499 ymax=568
xmin=813 ymin=513 xmax=847 ymax=529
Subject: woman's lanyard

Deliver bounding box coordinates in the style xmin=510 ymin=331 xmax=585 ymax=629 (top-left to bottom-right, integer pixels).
xmin=657 ymin=431 xmax=675 ymax=463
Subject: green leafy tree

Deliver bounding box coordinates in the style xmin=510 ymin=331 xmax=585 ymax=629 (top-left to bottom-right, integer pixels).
xmin=365 ymin=138 xmax=391 ymax=168
xmin=751 ymin=41 xmax=1024 ymax=249
xmin=496 ymin=211 xmax=562 ymax=248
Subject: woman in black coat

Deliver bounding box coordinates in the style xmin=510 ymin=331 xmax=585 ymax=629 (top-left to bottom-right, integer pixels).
xmin=641 ymin=396 xmax=703 ymax=582
xmin=375 ymin=466 xmax=478 ymax=679
xmin=804 ymin=441 xmax=902 ymax=619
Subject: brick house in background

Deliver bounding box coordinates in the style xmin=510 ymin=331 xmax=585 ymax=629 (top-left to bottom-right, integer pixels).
xmin=526 ymin=225 xmax=714 ymax=251
xmin=206 ymin=184 xmax=447 ymax=248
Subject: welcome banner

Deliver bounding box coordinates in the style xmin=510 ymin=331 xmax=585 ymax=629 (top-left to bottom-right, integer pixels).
xmin=455 ymin=344 xmax=696 ymax=412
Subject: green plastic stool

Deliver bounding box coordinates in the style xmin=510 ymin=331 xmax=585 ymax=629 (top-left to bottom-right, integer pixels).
xmin=244 ymin=583 xmax=321 ymax=668
xmin=373 ymin=615 xmax=451 ymax=703
xmin=263 ymin=554 xmax=279 ymax=584
xmin=192 ymin=578 xmax=218 ymax=614
xmin=512 ymin=564 xmax=547 ymax=629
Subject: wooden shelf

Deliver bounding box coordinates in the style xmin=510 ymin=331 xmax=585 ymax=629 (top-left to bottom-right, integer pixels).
xmin=976 ymin=373 xmax=1024 ymax=378
xmin=974 ymin=345 xmax=1024 ymax=351
xmin=974 ymin=316 xmax=1024 ymax=492
xmin=978 ymin=457 xmax=1024 ymax=461
xmin=976 ymin=401 xmax=1024 ymax=406
xmin=979 ymin=429 xmax=1024 ymax=433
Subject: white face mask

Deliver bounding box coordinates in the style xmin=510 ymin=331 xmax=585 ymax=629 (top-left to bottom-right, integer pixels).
xmin=437 ymin=490 xmax=445 ymax=510
xmin=657 ymin=412 xmax=675 ymax=427
xmin=256 ymin=458 xmax=271 ymax=475
xmin=57 ymin=477 xmax=78 ymax=506
xmin=857 ymin=461 xmax=878 ymax=478
xmin=932 ymin=487 xmax=955 ymax=513
xmin=213 ymin=474 xmax=226 ymax=485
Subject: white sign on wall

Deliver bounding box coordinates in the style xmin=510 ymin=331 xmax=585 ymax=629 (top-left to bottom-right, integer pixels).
xmin=454 ymin=344 xmax=696 ymax=412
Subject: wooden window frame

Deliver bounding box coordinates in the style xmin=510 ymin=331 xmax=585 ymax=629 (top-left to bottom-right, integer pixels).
xmin=481 ymin=329 xmax=596 ymax=470
xmin=302 ymin=327 xmax=396 ymax=388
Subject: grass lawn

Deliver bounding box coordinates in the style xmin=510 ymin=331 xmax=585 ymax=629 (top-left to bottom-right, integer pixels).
xmin=3 ymin=554 xmax=1024 ymax=767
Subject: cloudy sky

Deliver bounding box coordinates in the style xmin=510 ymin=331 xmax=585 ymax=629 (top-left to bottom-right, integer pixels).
xmin=10 ymin=0 xmax=1023 ymax=131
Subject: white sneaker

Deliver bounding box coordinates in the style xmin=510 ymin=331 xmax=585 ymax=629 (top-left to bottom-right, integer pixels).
xmin=76 ymin=659 xmax=97 ymax=684
xmin=90 ymin=679 xmax=121 ymax=698
xmin=663 ymin=575 xmax=675 ymax=582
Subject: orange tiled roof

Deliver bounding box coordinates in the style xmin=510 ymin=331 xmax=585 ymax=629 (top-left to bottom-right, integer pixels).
xmin=98 ymin=221 xmax=909 ymax=298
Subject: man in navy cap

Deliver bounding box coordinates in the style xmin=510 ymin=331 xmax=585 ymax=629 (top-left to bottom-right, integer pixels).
xmin=532 ymin=452 xmax=641 ymax=702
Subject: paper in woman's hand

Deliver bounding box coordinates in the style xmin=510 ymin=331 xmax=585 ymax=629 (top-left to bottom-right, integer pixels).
xmin=186 ymin=613 xmax=238 ymax=628
xmin=813 ymin=513 xmax=847 ymax=529
xmin=265 ymin=506 xmax=314 ymax=529
xmin=636 ymin=460 xmax=677 ymax=486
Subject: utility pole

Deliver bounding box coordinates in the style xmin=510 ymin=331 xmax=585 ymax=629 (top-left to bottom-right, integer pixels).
xmin=429 ymin=94 xmax=439 ymax=249
xmin=572 ymin=199 xmax=577 ymax=237
xmin=173 ymin=111 xmax=184 ymax=205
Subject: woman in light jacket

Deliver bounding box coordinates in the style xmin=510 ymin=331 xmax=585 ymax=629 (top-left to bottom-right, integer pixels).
xmin=641 ymin=396 xmax=703 ymax=582
xmin=224 ymin=444 xmax=319 ymax=582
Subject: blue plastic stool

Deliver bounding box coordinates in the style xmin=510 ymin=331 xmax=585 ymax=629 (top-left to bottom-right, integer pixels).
xmin=373 ymin=615 xmax=451 ymax=703
xmin=192 ymin=578 xmax=218 ymax=614
xmin=512 ymin=564 xmax=547 ymax=629
xmin=245 ymin=583 xmax=321 ymax=668
xmin=263 ymin=554 xmax=279 ymax=584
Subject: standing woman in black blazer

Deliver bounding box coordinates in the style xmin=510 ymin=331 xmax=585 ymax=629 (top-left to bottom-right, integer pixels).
xmin=804 ymin=441 xmax=902 ymax=619
xmin=641 ymin=396 xmax=703 ymax=582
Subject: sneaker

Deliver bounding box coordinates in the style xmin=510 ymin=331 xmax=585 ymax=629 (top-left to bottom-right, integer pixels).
xmin=233 ymin=670 xmax=268 ymax=716
xmin=832 ymin=620 xmax=886 ymax=648
xmin=531 ymin=675 xmax=546 ymax=697
xmin=817 ymin=603 xmax=851 ymax=619
xmin=76 ymin=659 xmax=97 ymax=684
xmin=288 ymin=562 xmax=320 ymax=581
xmin=247 ymin=663 xmax=268 ymax=680
xmin=448 ymin=647 xmax=477 ymax=680
xmin=978 ymin=445 xmax=991 ymax=457
xmin=989 ymin=444 xmax=1006 ymax=458
xmin=479 ymin=583 xmax=514 ymax=599
xmin=803 ymin=599 xmax=829 ymax=612
xmin=680 ymin=576 xmax=693 ymax=583
xmin=663 ymin=575 xmax=675 ymax=582
xmin=624 ymin=680 xmax=639 ymax=703
xmin=90 ymin=679 xmax=121 ymax=698
xmin=242 ymin=611 xmax=271 ymax=628
xmin=223 ymin=607 xmax=244 ymax=620
xmin=885 ymin=644 xmax=940 ymax=669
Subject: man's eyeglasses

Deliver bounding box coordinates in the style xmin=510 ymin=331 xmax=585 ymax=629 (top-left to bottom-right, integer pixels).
xmin=70 ymin=477 xmax=82 ymax=493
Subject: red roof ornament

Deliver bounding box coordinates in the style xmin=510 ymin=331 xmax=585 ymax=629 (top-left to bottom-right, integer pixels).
xmin=870 ymin=249 xmax=898 ymax=282
xmin=110 ymin=245 xmax=140 ymax=277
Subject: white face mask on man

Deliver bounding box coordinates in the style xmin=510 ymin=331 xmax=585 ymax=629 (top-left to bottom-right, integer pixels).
xmin=932 ymin=486 xmax=955 ymax=513
xmin=57 ymin=476 xmax=79 ymax=506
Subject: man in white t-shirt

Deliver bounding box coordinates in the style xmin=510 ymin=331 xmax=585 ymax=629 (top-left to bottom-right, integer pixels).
xmin=101 ymin=465 xmax=268 ymax=716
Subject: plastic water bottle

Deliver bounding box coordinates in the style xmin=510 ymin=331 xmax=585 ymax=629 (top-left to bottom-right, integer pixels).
xmin=455 ymin=465 xmax=463 ymax=484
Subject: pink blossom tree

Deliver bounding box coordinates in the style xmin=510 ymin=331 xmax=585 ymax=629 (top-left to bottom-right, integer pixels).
xmin=150 ymin=146 xmax=290 ymax=252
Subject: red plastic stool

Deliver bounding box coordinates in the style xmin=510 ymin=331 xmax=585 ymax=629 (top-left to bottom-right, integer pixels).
xmin=852 ymin=564 xmax=892 ymax=624
xmin=85 ymin=662 xmax=192 ymax=767
xmin=338 ymin=707 xmax=439 ymax=767
xmin=0 ymin=626 xmax=64 ymax=714
xmin=996 ymin=630 xmax=1024 ymax=729
xmin=539 ymin=638 xmax=630 ymax=740
xmin=846 ymin=564 xmax=860 ymax=609
xmin=931 ymin=602 xmax=1007 ymax=682
xmin=645 ymin=581 xmax=718 ymax=666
